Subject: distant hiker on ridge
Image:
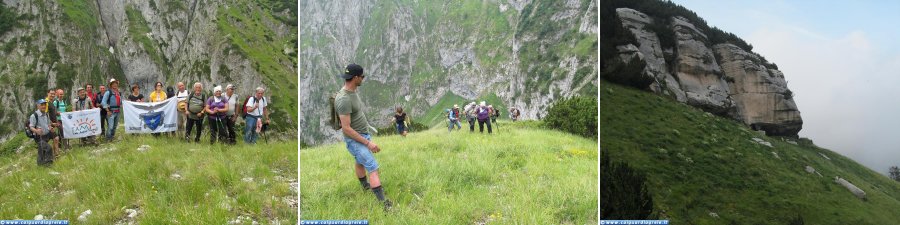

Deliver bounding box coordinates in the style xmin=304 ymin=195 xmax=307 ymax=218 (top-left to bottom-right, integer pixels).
xmin=334 ymin=63 xmax=393 ymax=210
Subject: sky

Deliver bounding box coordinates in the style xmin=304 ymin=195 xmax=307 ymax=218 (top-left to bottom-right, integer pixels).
xmin=672 ymin=0 xmax=900 ymax=175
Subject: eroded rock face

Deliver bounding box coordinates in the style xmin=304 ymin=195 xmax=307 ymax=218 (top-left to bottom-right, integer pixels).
xmin=610 ymin=8 xmax=803 ymax=137
xmin=671 ymin=16 xmax=732 ymax=114
xmin=714 ymin=43 xmax=802 ymax=136
xmin=615 ymin=8 xmax=685 ymax=101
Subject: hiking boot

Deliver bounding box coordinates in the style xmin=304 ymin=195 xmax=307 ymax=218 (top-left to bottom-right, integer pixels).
xmin=362 ymin=183 xmax=371 ymax=191
xmin=382 ymin=199 xmax=393 ymax=211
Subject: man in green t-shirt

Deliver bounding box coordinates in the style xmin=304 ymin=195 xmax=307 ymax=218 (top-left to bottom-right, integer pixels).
xmin=334 ymin=63 xmax=393 ymax=210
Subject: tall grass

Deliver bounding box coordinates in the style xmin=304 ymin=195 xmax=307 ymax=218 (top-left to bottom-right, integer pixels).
xmin=0 ymin=131 xmax=297 ymax=223
xmin=300 ymin=121 xmax=598 ymax=224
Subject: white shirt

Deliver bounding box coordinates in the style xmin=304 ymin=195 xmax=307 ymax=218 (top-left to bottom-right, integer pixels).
xmin=225 ymin=93 xmax=238 ymax=116
xmin=175 ymin=90 xmax=189 ymax=101
xmin=244 ymin=96 xmax=267 ymax=117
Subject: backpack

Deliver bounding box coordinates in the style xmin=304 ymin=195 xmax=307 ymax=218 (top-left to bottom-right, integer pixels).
xmin=24 ymin=113 xmax=37 ymax=139
xmin=329 ymin=93 xmax=341 ymax=130
xmin=103 ymin=90 xmax=122 ymax=112
xmin=187 ymin=93 xmax=207 ymax=114
xmin=241 ymin=96 xmax=263 ymax=119
xmin=477 ymin=107 xmax=490 ymax=120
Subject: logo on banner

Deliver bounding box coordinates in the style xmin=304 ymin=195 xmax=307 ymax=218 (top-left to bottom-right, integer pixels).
xmin=141 ymin=110 xmax=165 ymax=130
xmin=72 ymin=118 xmax=98 ymax=135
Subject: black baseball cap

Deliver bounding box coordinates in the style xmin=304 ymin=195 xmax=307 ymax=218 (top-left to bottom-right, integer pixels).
xmin=339 ymin=64 xmax=364 ymax=79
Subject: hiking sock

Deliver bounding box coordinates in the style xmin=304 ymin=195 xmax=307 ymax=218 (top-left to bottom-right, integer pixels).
xmin=371 ymin=186 xmax=386 ymax=201
xmin=359 ymin=176 xmax=371 ymax=190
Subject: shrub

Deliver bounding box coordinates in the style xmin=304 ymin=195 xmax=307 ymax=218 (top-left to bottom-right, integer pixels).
xmin=544 ymin=96 xmax=598 ymax=139
xmin=788 ymin=214 xmax=804 ymax=225
xmin=600 ymin=152 xmax=655 ymax=219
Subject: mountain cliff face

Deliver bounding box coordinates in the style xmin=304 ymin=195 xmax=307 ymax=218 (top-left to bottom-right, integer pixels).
xmin=0 ymin=0 xmax=297 ymax=142
xmin=300 ymin=0 xmax=598 ymax=145
xmin=605 ymin=6 xmax=802 ymax=137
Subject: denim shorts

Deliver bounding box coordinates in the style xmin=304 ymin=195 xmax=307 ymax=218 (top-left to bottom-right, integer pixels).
xmin=396 ymin=124 xmax=406 ymax=134
xmin=344 ymin=133 xmax=379 ymax=173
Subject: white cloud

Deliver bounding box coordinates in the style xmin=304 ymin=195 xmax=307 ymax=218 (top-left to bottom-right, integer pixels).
xmin=748 ymin=26 xmax=900 ymax=174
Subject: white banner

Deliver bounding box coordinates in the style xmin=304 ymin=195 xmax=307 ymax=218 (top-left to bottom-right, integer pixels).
xmin=61 ymin=108 xmax=102 ymax=139
xmin=123 ymin=98 xmax=179 ymax=133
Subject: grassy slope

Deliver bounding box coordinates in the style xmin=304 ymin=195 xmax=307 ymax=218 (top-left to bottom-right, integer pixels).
xmin=600 ymin=81 xmax=900 ymax=224
xmin=0 ymin=132 xmax=297 ymax=223
xmin=216 ymin=2 xmax=298 ymax=130
xmin=300 ymin=121 xmax=598 ymax=224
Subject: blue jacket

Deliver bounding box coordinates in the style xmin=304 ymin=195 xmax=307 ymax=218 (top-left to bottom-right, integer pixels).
xmin=101 ymin=90 xmax=122 ymax=111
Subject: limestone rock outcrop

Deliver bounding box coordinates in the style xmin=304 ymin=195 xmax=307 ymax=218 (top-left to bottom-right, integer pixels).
xmin=611 ymin=7 xmax=802 ymax=136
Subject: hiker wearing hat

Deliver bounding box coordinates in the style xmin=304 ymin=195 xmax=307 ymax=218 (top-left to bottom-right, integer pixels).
xmin=464 ymin=102 xmax=477 ymax=132
xmin=224 ymin=84 xmax=238 ymax=144
xmin=476 ymin=101 xmax=492 ymax=134
xmin=101 ymin=78 xmax=123 ymax=141
xmin=184 ymin=82 xmax=207 ymax=143
xmin=205 ymin=86 xmax=229 ymax=144
xmin=448 ymin=104 xmax=461 ymax=132
xmin=29 ymin=99 xmax=58 ymax=166
xmin=74 ymin=87 xmax=97 ymax=146
xmin=175 ymin=82 xmax=190 ymax=136
xmin=334 ymin=63 xmax=393 ymax=210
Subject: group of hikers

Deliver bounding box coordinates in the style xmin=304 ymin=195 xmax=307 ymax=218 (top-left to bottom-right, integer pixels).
xmin=25 ymin=78 xmax=271 ymax=166
xmin=441 ymin=102 xmax=521 ymax=134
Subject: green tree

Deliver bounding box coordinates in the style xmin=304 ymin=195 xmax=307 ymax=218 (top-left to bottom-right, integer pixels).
xmin=600 ymin=152 xmax=655 ymax=219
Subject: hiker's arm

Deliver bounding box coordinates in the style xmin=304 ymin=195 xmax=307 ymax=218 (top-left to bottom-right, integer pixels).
xmin=101 ymin=92 xmax=109 ymax=109
xmin=220 ymin=102 xmax=228 ymax=113
xmin=204 ymin=104 xmax=214 ymax=114
xmin=340 ymin=114 xmax=379 ymax=153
